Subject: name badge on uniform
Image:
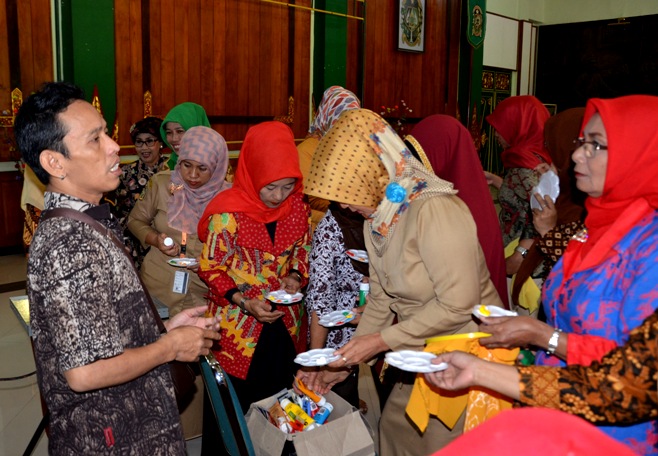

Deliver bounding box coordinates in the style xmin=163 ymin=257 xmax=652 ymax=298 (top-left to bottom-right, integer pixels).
xmin=173 ymin=270 xmax=189 ymax=294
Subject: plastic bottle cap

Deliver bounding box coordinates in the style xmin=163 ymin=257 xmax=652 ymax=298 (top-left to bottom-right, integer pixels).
xmin=360 ymin=282 xmax=370 ymax=291
xmin=163 ymin=237 xmax=174 ymax=247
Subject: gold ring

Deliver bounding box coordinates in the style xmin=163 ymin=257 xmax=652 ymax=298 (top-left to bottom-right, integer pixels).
xmin=342 ymin=356 xmax=348 ymax=363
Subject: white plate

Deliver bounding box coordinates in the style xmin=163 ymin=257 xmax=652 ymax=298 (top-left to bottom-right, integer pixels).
xmin=472 ymin=305 xmax=518 ymax=319
xmin=265 ymin=290 xmax=304 ymax=304
xmin=167 ymin=257 xmax=199 ymax=268
xmin=531 ymin=170 xmax=560 ymax=210
xmin=294 ymin=348 xmax=341 ymax=367
xmin=318 ymin=310 xmax=356 ymax=327
xmin=346 ymin=249 xmax=369 ymax=263
xmin=384 ymin=350 xmax=449 ymax=373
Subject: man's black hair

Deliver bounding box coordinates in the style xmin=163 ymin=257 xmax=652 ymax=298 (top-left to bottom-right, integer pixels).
xmin=14 ymin=81 xmax=85 ymax=184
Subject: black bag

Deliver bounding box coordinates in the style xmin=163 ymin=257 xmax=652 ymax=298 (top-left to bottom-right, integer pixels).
xmin=42 ymin=208 xmax=196 ymax=411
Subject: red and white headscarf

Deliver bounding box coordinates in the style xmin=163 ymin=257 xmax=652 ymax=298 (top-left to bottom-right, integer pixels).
xmin=308 ymin=86 xmax=361 ymax=139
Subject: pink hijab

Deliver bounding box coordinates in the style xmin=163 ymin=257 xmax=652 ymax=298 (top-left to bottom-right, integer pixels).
xmin=168 ymin=126 xmax=231 ymax=234
xmin=408 ymin=115 xmax=509 ymax=308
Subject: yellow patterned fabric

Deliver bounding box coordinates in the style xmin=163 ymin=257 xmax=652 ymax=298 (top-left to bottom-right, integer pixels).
xmin=406 ymin=337 xmax=519 ymax=433
xmin=306 ymin=109 xmax=455 ymax=254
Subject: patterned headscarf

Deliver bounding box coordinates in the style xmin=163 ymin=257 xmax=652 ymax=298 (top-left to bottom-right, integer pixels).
xmin=308 ymin=86 xmax=361 ymax=139
xmin=198 ymin=121 xmax=304 ymax=240
xmin=306 ymin=109 xmax=455 ymax=253
xmin=161 ymin=102 xmax=211 ymax=169
xmin=168 ymin=126 xmax=231 ymax=234
xmin=486 ymin=95 xmax=552 ymax=169
xmin=129 ymin=116 xmax=163 ymax=143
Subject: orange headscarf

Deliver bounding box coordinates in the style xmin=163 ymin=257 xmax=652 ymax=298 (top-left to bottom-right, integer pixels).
xmin=198 ymin=121 xmax=303 ymax=241
xmin=486 ymin=95 xmax=552 ymax=169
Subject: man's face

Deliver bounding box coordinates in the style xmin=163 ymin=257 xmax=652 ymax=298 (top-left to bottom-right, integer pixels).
xmin=56 ymin=100 xmax=121 ymax=203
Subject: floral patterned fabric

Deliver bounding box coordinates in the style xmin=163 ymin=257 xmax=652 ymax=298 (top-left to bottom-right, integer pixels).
xmin=306 ymin=210 xmax=362 ymax=349
xmin=518 ymin=307 xmax=658 ymax=454
xmin=29 ymin=192 xmax=184 ymax=455
xmin=199 ymin=193 xmax=311 ymax=379
xmin=105 ymin=156 xmax=168 ymax=267
xmin=498 ymin=167 xmax=540 ymax=247
xmin=536 ymin=210 xmax=658 ymax=450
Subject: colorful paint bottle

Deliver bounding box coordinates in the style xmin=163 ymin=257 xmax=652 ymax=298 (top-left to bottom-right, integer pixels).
xmin=313 ymin=402 xmax=334 ymax=425
xmin=280 ymin=399 xmax=320 ymax=431
xmin=359 ymin=281 xmax=370 ymax=307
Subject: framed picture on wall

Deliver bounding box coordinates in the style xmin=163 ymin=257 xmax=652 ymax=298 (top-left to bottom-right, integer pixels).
xmin=398 ymin=0 xmax=426 ymax=53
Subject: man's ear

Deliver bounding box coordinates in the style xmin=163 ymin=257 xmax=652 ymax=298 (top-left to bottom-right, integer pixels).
xmin=39 ymin=149 xmax=66 ymax=180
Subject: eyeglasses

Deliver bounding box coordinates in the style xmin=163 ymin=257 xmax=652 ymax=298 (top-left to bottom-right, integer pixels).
xmin=134 ymin=138 xmax=157 ymax=148
xmin=574 ymin=137 xmax=608 ymax=159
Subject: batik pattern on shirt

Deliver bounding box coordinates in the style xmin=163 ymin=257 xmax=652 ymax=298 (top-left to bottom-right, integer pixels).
xmin=518 ymin=307 xmax=658 ymax=454
xmin=105 ymin=156 xmax=168 ymax=267
xmin=29 ymin=192 xmax=184 ymax=455
xmin=306 ymin=210 xmax=361 ymax=349
xmin=498 ymin=167 xmax=540 ymax=246
xmin=535 ymin=210 xmax=658 ymax=451
xmin=199 ymin=194 xmax=311 ymax=379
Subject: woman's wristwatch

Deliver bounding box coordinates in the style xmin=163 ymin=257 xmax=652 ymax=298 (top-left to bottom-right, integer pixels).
xmin=515 ymin=246 xmax=529 ymax=258
xmin=546 ymin=328 xmax=562 ymax=355
xmin=237 ymin=296 xmax=250 ymax=315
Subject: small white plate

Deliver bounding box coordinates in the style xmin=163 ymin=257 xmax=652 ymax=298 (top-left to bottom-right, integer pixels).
xmin=531 ymin=170 xmax=560 ymax=210
xmin=294 ymin=348 xmax=341 ymax=367
xmin=346 ymin=249 xmax=369 ymax=263
xmin=168 ymin=257 xmax=199 ymax=268
xmin=265 ymin=290 xmax=304 ymax=304
xmin=318 ymin=310 xmax=356 ymax=327
xmin=472 ymin=305 xmax=518 ymax=319
xmin=384 ymin=350 xmax=448 ymax=373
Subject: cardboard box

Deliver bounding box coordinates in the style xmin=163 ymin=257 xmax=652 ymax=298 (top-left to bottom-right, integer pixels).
xmin=245 ymin=390 xmax=375 ymax=456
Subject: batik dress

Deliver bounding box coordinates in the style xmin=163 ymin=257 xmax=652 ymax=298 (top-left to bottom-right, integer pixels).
xmin=536 ymin=211 xmax=658 ymax=452
xmin=306 ymin=209 xmax=361 ymax=350
xmin=199 ymin=194 xmax=311 ymax=381
xmin=498 ymin=167 xmax=540 ymax=247
xmin=106 ymin=156 xmax=168 ymax=267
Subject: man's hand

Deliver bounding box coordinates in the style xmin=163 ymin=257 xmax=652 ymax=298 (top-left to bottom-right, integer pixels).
xmin=166 ymin=305 xmax=221 ymax=332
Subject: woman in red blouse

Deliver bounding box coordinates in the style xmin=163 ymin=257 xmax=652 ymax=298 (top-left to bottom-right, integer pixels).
xmin=198 ymin=121 xmax=311 ymax=412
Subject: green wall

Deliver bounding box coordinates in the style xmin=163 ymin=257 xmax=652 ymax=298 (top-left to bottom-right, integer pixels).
xmin=58 ymin=0 xmax=116 ymax=125
xmin=312 ymin=1 xmax=348 ymax=106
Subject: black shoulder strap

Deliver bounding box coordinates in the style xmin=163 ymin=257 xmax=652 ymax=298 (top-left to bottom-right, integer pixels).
xmin=40 ymin=208 xmax=166 ymax=333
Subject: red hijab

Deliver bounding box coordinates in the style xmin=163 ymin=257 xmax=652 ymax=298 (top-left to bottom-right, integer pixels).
xmin=433 ymin=408 xmax=636 ymax=456
xmin=198 ymin=121 xmax=303 ymax=241
xmin=486 ymin=95 xmax=552 ymax=169
xmin=561 ymin=95 xmax=658 ymax=278
xmin=408 ymin=115 xmax=509 ymax=308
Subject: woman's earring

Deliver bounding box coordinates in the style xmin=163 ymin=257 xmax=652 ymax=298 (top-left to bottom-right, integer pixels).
xmin=60 ymin=174 xmax=66 ymax=180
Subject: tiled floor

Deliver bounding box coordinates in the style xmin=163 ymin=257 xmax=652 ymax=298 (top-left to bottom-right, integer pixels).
xmin=0 ymin=253 xmax=380 ymax=455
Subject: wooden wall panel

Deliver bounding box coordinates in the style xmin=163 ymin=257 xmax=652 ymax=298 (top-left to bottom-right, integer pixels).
xmin=359 ymin=0 xmax=460 ymax=122
xmin=115 ymin=0 xmax=311 ymax=148
xmin=0 ymin=0 xmax=52 ymax=162
xmin=0 ymin=0 xmax=11 ymax=112
xmin=114 ymin=0 xmax=143 ymax=145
